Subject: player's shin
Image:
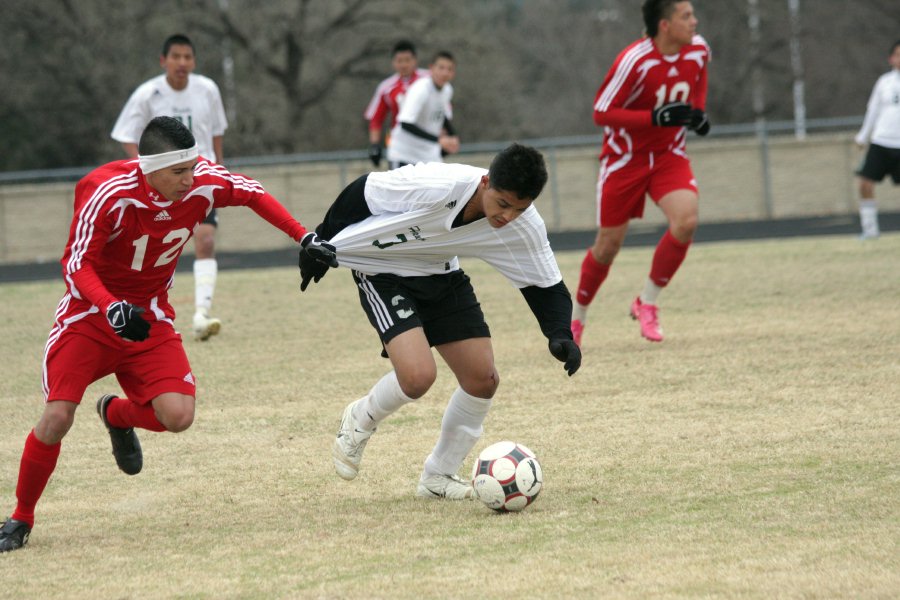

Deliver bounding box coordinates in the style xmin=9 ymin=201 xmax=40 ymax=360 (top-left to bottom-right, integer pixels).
xmin=424 ymin=388 xmax=492 ymax=476
xmin=11 ymin=430 xmax=61 ymax=527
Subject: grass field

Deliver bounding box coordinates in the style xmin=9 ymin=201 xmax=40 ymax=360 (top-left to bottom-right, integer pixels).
xmin=1 ymin=234 xmax=898 ymax=599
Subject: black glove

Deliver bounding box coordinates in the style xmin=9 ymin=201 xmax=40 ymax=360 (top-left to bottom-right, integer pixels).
xmin=549 ymin=338 xmax=581 ymax=376
xmin=689 ymin=108 xmax=710 ymax=136
xmin=368 ymin=143 xmax=382 ymax=167
xmin=299 ymin=232 xmax=338 ymax=292
xmin=651 ymin=102 xmax=693 ymax=127
xmin=106 ymin=301 xmax=150 ymax=342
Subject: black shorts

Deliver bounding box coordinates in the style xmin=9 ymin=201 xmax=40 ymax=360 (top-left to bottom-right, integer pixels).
xmin=353 ymin=269 xmax=491 ymax=348
xmin=201 ymin=208 xmax=219 ymax=227
xmin=857 ymin=144 xmax=900 ymax=184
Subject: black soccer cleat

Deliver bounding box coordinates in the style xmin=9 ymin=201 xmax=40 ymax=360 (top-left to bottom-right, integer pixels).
xmin=0 ymin=517 xmax=31 ymax=553
xmin=96 ymin=394 xmax=143 ymax=475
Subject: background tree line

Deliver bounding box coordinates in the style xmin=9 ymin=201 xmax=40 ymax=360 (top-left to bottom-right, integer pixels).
xmin=1 ymin=0 xmax=897 ymax=171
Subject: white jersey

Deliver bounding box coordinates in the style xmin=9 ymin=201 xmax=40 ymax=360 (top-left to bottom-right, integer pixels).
xmin=855 ymin=69 xmax=900 ymax=149
xmin=329 ymin=163 xmax=562 ymax=288
xmin=387 ymin=77 xmax=454 ymax=164
xmin=111 ymin=73 xmax=228 ymax=161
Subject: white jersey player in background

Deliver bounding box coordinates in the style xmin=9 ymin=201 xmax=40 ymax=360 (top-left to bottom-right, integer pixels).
xmin=112 ymin=34 xmax=229 ymax=340
xmin=298 ymin=144 xmax=581 ymax=500
xmin=386 ymin=51 xmax=460 ymax=169
xmin=854 ymin=39 xmax=900 ymax=240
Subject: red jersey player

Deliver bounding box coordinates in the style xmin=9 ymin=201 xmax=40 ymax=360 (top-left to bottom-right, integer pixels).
xmin=0 ymin=117 xmax=336 ymax=552
xmin=572 ymin=0 xmax=710 ymax=345
xmin=364 ymin=40 xmax=429 ymax=167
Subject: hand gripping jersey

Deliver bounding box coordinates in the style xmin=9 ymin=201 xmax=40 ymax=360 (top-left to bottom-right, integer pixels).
xmin=593 ymin=35 xmax=710 ymax=157
xmin=111 ymin=74 xmax=228 ymax=161
xmin=364 ymin=68 xmax=430 ymax=132
xmin=327 ymin=163 xmax=561 ymax=288
xmin=60 ymin=159 xmax=306 ymax=323
xmin=387 ymin=78 xmax=454 ymax=165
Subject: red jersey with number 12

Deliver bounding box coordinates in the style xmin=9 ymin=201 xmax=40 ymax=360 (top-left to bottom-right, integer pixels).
xmin=60 ymin=158 xmax=306 ymax=323
xmin=593 ymin=35 xmax=710 ymax=157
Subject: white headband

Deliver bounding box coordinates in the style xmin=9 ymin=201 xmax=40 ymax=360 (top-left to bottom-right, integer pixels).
xmin=138 ymin=145 xmax=200 ymax=174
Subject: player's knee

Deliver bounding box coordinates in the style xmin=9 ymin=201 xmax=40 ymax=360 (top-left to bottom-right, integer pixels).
xmin=859 ymin=180 xmax=875 ymax=198
xmin=159 ymin=406 xmax=195 ymax=433
xmin=461 ymin=367 xmax=500 ymax=399
xmin=35 ymin=402 xmax=76 ymax=443
xmin=674 ymin=213 xmax=698 ymax=238
xmin=594 ymin=242 xmax=620 ymax=264
xmin=396 ymin=366 xmax=437 ymax=399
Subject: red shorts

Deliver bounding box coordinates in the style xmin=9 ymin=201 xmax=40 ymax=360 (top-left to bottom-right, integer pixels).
xmin=42 ymin=297 xmax=195 ymax=405
xmin=596 ymin=151 xmax=698 ymax=227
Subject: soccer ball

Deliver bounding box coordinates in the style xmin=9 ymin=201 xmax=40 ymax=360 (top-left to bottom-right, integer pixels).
xmin=471 ymin=441 xmax=543 ymax=512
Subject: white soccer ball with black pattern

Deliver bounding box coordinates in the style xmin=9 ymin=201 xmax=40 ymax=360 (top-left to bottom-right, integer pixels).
xmin=471 ymin=441 xmax=543 ymax=512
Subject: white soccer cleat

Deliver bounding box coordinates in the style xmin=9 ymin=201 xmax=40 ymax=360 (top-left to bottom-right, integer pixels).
xmin=193 ymin=312 xmax=222 ymax=341
xmin=332 ymin=399 xmax=374 ymax=481
xmin=416 ymin=473 xmax=474 ymax=500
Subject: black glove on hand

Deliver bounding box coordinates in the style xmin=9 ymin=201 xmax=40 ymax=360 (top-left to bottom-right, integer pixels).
xmin=652 ymin=102 xmax=693 ymax=127
xmin=368 ymin=143 xmax=382 ymax=167
xmin=106 ymin=301 xmax=150 ymax=342
xmin=549 ymin=339 xmax=581 ymax=376
xmin=689 ymin=108 xmax=710 ymax=136
xmin=299 ymin=232 xmax=338 ymax=292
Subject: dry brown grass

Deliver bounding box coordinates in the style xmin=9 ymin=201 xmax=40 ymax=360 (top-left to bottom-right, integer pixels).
xmin=1 ymin=234 xmax=898 ymax=599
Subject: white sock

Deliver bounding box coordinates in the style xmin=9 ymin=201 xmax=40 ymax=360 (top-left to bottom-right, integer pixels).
xmin=353 ymin=371 xmax=414 ymax=432
xmin=194 ymin=258 xmax=218 ymax=316
xmin=859 ymin=200 xmax=879 ymax=236
xmin=639 ymin=278 xmax=663 ymax=305
xmin=572 ymin=302 xmax=589 ymax=323
xmin=423 ymin=387 xmax=492 ymax=478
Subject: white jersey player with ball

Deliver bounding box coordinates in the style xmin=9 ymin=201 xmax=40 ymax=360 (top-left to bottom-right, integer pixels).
xmin=298 ymin=144 xmax=581 ymax=501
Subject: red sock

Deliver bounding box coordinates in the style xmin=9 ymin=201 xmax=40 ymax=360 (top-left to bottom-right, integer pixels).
xmin=649 ymin=230 xmax=692 ymax=287
xmin=11 ymin=430 xmax=61 ymax=527
xmin=106 ymin=397 xmax=166 ymax=432
xmin=576 ymin=249 xmax=611 ymax=306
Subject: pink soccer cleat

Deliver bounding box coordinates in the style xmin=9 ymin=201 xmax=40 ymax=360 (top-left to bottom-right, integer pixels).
xmin=630 ymin=297 xmax=663 ymax=342
xmin=571 ymin=319 xmax=584 ymax=347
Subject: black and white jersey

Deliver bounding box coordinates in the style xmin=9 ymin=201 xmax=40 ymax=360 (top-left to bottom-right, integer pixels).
xmin=328 ymin=162 xmax=561 ymax=289
xmin=856 ymin=70 xmax=900 ymax=149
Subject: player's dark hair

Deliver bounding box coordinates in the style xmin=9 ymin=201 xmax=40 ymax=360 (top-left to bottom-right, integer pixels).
xmin=891 ymin=40 xmax=900 ymax=54
xmin=488 ymin=144 xmax=548 ymax=201
xmin=138 ymin=116 xmax=196 ymax=155
xmin=432 ymin=50 xmax=455 ymax=64
xmin=162 ymin=34 xmax=194 ymax=57
xmin=642 ymin=0 xmax=682 ymax=38
xmin=392 ymin=40 xmax=416 ymax=56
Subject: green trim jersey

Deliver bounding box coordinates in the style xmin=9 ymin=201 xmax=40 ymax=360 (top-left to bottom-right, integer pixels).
xmin=329 ymin=162 xmax=562 ymax=288
xmin=112 ymin=73 xmax=228 ymax=161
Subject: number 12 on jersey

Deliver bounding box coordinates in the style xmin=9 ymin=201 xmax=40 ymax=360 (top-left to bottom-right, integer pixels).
xmin=130 ymin=228 xmax=191 ymax=270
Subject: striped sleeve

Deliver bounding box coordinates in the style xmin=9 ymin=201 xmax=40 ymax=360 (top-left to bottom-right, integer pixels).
xmin=64 ymin=170 xmax=140 ymax=310
xmin=193 ymin=161 xmax=307 ymax=241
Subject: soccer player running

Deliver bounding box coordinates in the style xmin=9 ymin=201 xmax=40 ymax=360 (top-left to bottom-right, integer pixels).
xmin=0 ymin=117 xmax=336 ymax=552
xmin=386 ymin=51 xmax=460 ymax=169
xmin=298 ymin=144 xmax=581 ymax=499
xmin=854 ymin=39 xmax=900 ymax=240
xmin=572 ymin=0 xmax=711 ymax=345
xmin=364 ymin=40 xmax=430 ymax=168
xmin=112 ymin=34 xmax=230 ymax=341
